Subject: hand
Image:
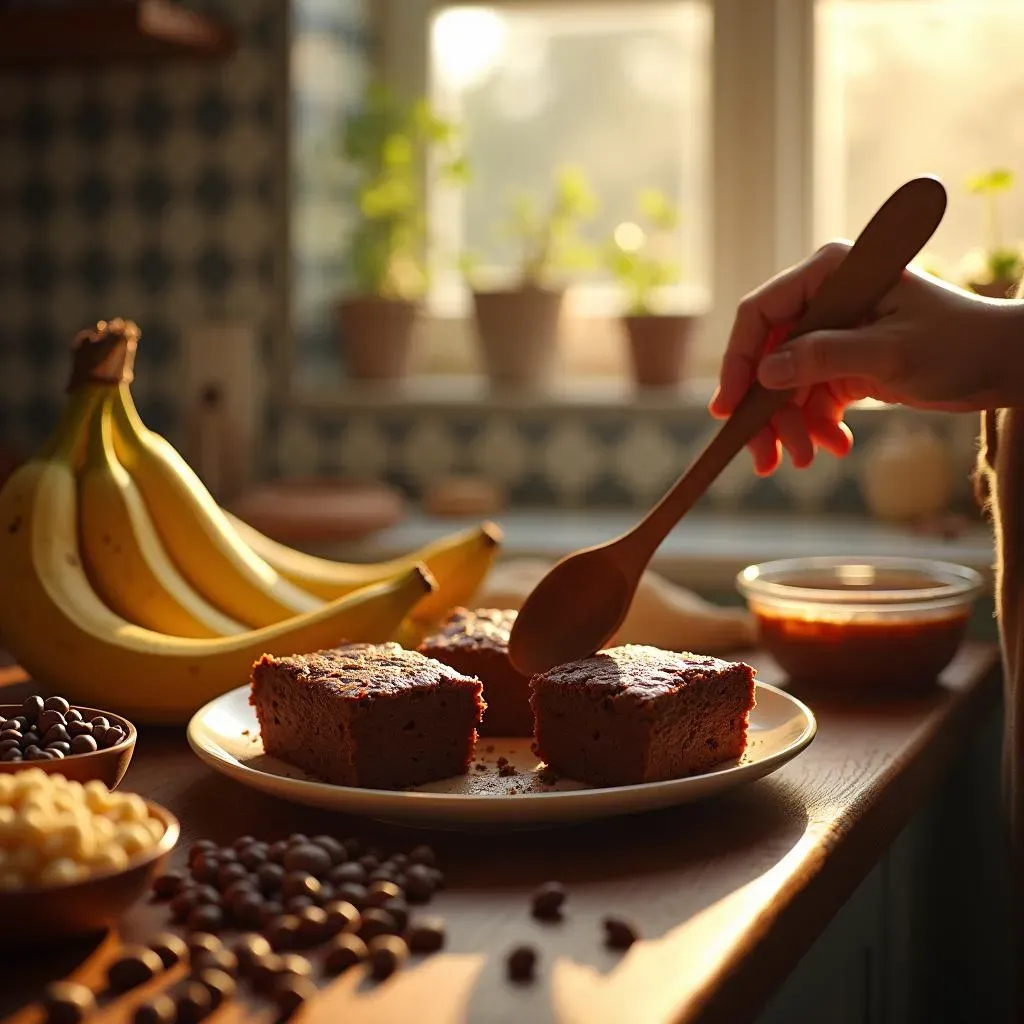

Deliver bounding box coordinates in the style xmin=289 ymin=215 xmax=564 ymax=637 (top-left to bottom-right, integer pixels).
xmin=709 ymin=241 xmax=1024 ymax=475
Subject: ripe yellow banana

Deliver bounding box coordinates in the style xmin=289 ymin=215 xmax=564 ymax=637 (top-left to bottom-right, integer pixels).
xmin=78 ymin=392 xmax=246 ymax=638
xmin=226 ymin=513 xmax=503 ymax=621
xmin=0 ymin=387 xmax=437 ymax=724
xmin=109 ymin=383 xmax=324 ymax=628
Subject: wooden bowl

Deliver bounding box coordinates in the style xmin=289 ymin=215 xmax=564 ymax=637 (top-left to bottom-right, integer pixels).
xmin=0 ymin=705 xmax=137 ymax=788
xmin=0 ymin=800 xmax=179 ymax=948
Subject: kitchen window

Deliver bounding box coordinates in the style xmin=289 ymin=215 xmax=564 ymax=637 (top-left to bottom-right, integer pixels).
xmin=314 ymin=0 xmax=1024 ymax=390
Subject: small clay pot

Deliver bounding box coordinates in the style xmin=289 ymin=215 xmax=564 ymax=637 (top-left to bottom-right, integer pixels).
xmin=471 ymin=285 xmax=564 ymax=387
xmin=336 ymin=296 xmax=419 ymax=380
xmin=623 ymin=314 xmax=697 ymax=388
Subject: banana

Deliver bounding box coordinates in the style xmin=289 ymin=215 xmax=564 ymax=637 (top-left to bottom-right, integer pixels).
xmin=0 ymin=387 xmax=437 ymax=724
xmin=77 ymin=392 xmax=246 ymax=638
xmin=109 ymin=383 xmax=326 ymax=628
xmin=226 ymin=513 xmax=503 ymax=621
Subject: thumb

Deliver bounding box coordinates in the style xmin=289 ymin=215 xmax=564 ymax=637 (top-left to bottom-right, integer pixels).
xmin=757 ymin=328 xmax=889 ymax=389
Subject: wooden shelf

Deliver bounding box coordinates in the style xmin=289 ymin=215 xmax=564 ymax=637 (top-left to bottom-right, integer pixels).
xmin=0 ymin=0 xmax=236 ymax=69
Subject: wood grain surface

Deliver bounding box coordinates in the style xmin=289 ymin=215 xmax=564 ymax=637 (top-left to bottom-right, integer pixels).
xmin=0 ymin=645 xmax=1001 ymax=1024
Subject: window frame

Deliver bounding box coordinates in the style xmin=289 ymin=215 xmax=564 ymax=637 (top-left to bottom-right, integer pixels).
xmin=373 ymin=0 xmax=819 ymax=380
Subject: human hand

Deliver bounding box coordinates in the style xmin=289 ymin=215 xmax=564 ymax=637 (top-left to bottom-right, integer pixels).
xmin=709 ymin=241 xmax=1024 ymax=475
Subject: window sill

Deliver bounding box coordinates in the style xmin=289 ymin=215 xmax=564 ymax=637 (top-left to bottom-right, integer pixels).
xmin=300 ymin=509 xmax=995 ymax=594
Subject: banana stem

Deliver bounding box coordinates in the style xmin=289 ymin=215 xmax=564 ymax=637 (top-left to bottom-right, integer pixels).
xmin=37 ymin=386 xmax=105 ymax=465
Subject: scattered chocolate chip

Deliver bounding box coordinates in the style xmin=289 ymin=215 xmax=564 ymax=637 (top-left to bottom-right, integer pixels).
xmin=257 ymin=861 xmax=286 ymax=893
xmin=174 ymin=981 xmax=212 ymax=1024
xmin=603 ymin=916 xmax=639 ymax=950
xmin=276 ymin=953 xmax=314 ymax=982
xmin=366 ymin=880 xmax=402 ymax=907
xmin=531 ymin=881 xmax=566 ymax=920
xmin=66 ymin=708 xmax=83 ymax=723
xmin=106 ymin=947 xmax=163 ymax=992
xmin=312 ymin=881 xmax=336 ymax=907
xmin=217 ymin=862 xmax=249 ymax=889
xmin=358 ymin=854 xmax=379 ymax=872
xmin=41 ymin=981 xmax=97 ymax=1024
xmin=190 ymin=852 xmax=220 ymax=885
xmin=323 ymin=933 xmax=368 ymax=975
xmin=232 ymin=933 xmax=272 ymax=975
xmin=46 ymin=741 xmax=71 ymax=756
xmin=43 ymin=695 xmax=70 ymax=715
xmin=187 ymin=903 xmax=224 ymax=934
xmin=151 ymin=870 xmax=186 ymax=900
xmin=103 ymin=725 xmax=126 ymax=748
xmin=196 ymin=967 xmax=236 ymax=1009
xmin=265 ymin=913 xmax=302 ymax=951
xmin=148 ymin=931 xmax=188 ymax=968
xmin=311 ymin=835 xmax=347 ymax=864
xmin=251 ymin=953 xmax=285 ymax=994
xmin=358 ymin=907 xmax=398 ymax=941
xmin=232 ymin=834 xmax=256 ymax=851
xmin=132 ymin=994 xmax=176 ymax=1024
xmin=282 ymin=870 xmax=320 ymax=900
xmin=190 ymin=885 xmax=221 ymax=906
xmin=239 ymin=842 xmax=269 ymax=870
xmin=287 ymin=833 xmax=309 ymax=846
xmin=285 ymin=895 xmax=316 ymax=914
xmin=328 ymin=861 xmax=366 ymax=885
xmin=294 ymin=905 xmax=328 ymax=946
xmin=170 ymin=889 xmax=200 ymax=923
xmin=22 ymin=695 xmax=43 ymax=721
xmin=37 ymin=709 xmax=65 ymax=733
xmin=90 ymin=715 xmax=110 ymax=729
xmin=380 ymin=898 xmax=409 ymax=932
xmin=507 ymin=945 xmax=537 ymax=982
xmin=189 ymin=840 xmax=217 ymax=864
xmin=259 ymin=900 xmax=284 ymax=926
xmin=21 ymin=731 xmax=39 ymax=747
xmin=215 ymin=846 xmax=238 ymax=864
xmin=229 ymin=891 xmax=265 ymax=930
xmin=407 ymin=916 xmax=446 ymax=954
xmin=268 ymin=839 xmax=289 ymax=863
xmin=333 ymin=882 xmax=368 ymax=909
xmin=323 ymin=899 xmax=360 ymax=937
xmin=272 ymin=975 xmax=318 ymax=1021
xmin=186 ymin=933 xmax=222 ymax=959
xmin=283 ymin=843 xmax=332 ymax=877
xmin=46 ymin=748 xmax=65 ymax=759
xmin=67 ymin=721 xmax=93 ymax=739
xmin=403 ymin=864 xmax=436 ymax=903
xmin=190 ymin=947 xmax=237 ymax=977
xmin=368 ymin=935 xmax=408 ymax=980
xmin=0 ymin=749 xmax=21 ymax=762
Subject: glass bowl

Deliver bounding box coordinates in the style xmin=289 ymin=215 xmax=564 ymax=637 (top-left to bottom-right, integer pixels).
xmin=736 ymin=556 xmax=984 ymax=690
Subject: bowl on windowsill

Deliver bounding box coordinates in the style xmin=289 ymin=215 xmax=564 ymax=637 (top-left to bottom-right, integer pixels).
xmin=737 ymin=556 xmax=984 ymax=693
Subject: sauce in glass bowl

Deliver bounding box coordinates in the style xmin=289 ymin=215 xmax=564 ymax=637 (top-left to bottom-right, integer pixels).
xmin=736 ymin=557 xmax=984 ymax=690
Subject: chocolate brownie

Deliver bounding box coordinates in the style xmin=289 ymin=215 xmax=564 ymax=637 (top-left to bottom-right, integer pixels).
xmin=418 ymin=608 xmax=532 ymax=736
xmin=530 ymin=645 xmax=756 ymax=787
xmin=250 ymin=643 xmax=485 ymax=790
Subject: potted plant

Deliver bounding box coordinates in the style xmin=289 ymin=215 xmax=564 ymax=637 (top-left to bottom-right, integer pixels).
xmin=962 ymin=168 xmax=1023 ymax=299
xmin=605 ymin=189 xmax=697 ymax=388
xmin=464 ymin=165 xmax=597 ymax=387
xmin=338 ymin=83 xmax=467 ymax=381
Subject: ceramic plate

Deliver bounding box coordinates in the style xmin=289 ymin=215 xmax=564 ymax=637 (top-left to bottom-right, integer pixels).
xmin=187 ymin=683 xmax=816 ymax=830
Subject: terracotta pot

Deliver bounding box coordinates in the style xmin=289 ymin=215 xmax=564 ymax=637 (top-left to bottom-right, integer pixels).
xmin=471 ymin=285 xmax=564 ymax=386
xmin=622 ymin=314 xmax=697 ymax=388
xmin=336 ymin=296 xmax=419 ymax=380
xmin=969 ymin=277 xmax=1019 ymax=299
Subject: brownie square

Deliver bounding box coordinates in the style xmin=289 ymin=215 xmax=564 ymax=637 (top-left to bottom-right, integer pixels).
xmin=250 ymin=642 xmax=485 ymax=790
xmin=418 ymin=608 xmax=533 ymax=736
xmin=530 ymin=645 xmax=756 ymax=787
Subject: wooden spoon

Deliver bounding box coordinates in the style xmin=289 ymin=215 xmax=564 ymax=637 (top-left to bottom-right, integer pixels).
xmin=507 ymin=175 xmax=948 ymax=677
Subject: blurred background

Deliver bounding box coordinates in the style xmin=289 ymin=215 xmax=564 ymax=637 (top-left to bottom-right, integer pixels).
xmin=0 ymin=0 xmax=1019 ymax=585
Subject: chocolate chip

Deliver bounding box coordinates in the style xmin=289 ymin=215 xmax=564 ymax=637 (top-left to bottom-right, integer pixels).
xmin=189 ymin=840 xmax=217 ymax=865
xmin=334 ymin=882 xmax=368 ymax=909
xmin=259 ymin=900 xmax=284 ymax=926
xmin=294 ymin=906 xmax=328 ymax=946
xmin=46 ymin=741 xmax=71 ymax=756
xmin=257 ymin=861 xmax=285 ymax=894
xmin=229 ymin=892 xmax=264 ymax=930
xmin=366 ymin=880 xmax=402 ymax=907
xmin=409 ymin=844 xmax=436 ymax=867
xmin=0 ymin=750 xmax=21 ymax=762
xmin=151 ymin=870 xmax=186 ymax=900
xmin=390 ymin=853 xmax=409 ymax=870
xmin=358 ymin=908 xmax=398 ymax=941
xmin=170 ymin=889 xmax=200 ymax=923
xmin=0 ymin=730 xmax=21 ymax=744
xmin=196 ymin=968 xmax=235 ymax=1009
xmin=239 ymin=842 xmax=269 ymax=870
xmin=91 ymin=727 xmax=109 ymax=748
xmin=268 ymin=839 xmax=289 ymax=863
xmin=250 ymin=953 xmax=285 ymax=994
xmin=341 ymin=837 xmax=362 ymax=858
xmin=272 ymin=975 xmax=318 ymax=1021
xmin=368 ymin=866 xmax=400 ymax=885
xmin=25 ymin=747 xmax=51 ymax=760
xmin=222 ymin=877 xmax=257 ymax=902
xmin=215 ymin=846 xmax=238 ymax=864
xmin=190 ymin=852 xmax=220 ymax=885
xmin=102 ymin=725 xmax=126 ymax=748
xmin=174 ymin=981 xmax=212 ymax=1024
xmin=232 ymin=834 xmax=257 ymax=850
xmin=67 ymin=721 xmax=93 ymax=738
xmin=265 ymin=913 xmax=301 ymax=951
xmin=0 ymin=740 xmax=19 ymax=755
xmin=358 ymin=853 xmax=379 ymax=872
xmin=187 ymin=904 xmax=225 ymax=933
xmin=132 ymin=994 xmax=176 ymax=1024
xmin=22 ymin=695 xmax=43 ymax=722
xmin=190 ymin=948 xmax=237 ymax=977
xmin=323 ymin=899 xmax=360 ymax=937
xmin=283 ymin=843 xmax=332 ymax=877
xmin=47 ymin=748 xmax=65 ymax=759
xmin=323 ymin=933 xmax=368 ymax=975
xmin=10 ymin=716 xmax=28 ymax=730
xmin=90 ymin=715 xmax=109 ymax=729
xmin=41 ymin=981 xmax=96 ymax=1024
xmin=368 ymin=935 xmax=407 ymax=980
xmin=148 ymin=931 xmax=188 ymax=968
xmin=407 ymin=916 xmax=446 ymax=954
xmin=217 ymin=862 xmax=249 ymax=889
xmin=282 ymin=870 xmax=320 ymax=900
xmin=328 ymin=861 xmax=366 ymax=885
xmin=66 ymin=708 xmax=83 ymax=723
xmin=285 ymin=895 xmax=315 ymax=914
xmin=186 ymin=933 xmax=223 ymax=960
xmin=403 ymin=864 xmax=437 ymax=903
xmin=380 ymin=898 xmax=409 ymax=932
xmin=43 ymin=695 xmax=70 ymax=715
xmin=38 ymin=709 xmax=66 ymax=733
xmin=531 ymin=881 xmax=566 ymax=920
xmin=21 ymin=731 xmax=40 ymax=747
xmin=312 ymin=881 xmax=336 ymax=907
xmin=190 ymin=885 xmax=221 ymax=906
xmin=277 ymin=953 xmax=313 ymax=981
xmin=232 ymin=933 xmax=272 ymax=975
xmin=507 ymin=945 xmax=537 ymax=982
xmin=311 ymin=835 xmax=347 ymax=864
xmin=106 ymin=947 xmax=163 ymax=992
xmin=602 ymin=915 xmax=639 ymax=950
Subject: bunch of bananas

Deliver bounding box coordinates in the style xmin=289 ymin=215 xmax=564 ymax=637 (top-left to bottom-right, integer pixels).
xmin=0 ymin=320 xmax=501 ymax=723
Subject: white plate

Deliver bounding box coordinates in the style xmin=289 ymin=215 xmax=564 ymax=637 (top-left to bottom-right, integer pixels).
xmin=187 ymin=682 xmax=816 ymax=830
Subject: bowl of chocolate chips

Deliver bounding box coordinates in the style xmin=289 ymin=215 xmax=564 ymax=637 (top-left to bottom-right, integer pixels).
xmin=0 ymin=694 xmax=136 ymax=788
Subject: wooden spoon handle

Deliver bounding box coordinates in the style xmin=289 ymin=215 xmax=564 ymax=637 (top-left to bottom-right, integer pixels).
xmin=637 ymin=175 xmax=948 ymax=549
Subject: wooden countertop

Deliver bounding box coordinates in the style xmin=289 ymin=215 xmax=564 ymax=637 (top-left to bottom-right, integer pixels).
xmin=0 ymin=644 xmax=1002 ymax=1024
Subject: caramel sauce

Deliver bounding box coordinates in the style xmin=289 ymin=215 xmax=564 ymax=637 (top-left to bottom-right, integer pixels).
xmin=755 ymin=609 xmax=970 ymax=689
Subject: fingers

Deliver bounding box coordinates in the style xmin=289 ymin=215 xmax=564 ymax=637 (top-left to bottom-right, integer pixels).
xmin=772 ymin=403 xmax=815 ymax=468
xmin=757 ymin=326 xmax=894 ymax=390
xmin=712 ymin=241 xmax=852 ymax=416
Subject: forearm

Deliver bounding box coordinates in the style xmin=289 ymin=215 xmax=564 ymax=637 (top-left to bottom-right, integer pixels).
xmin=979 ymin=299 xmax=1024 ymax=409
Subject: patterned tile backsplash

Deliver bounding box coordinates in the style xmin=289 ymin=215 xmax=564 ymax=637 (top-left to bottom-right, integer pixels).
xmin=0 ymin=0 xmax=987 ymax=516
